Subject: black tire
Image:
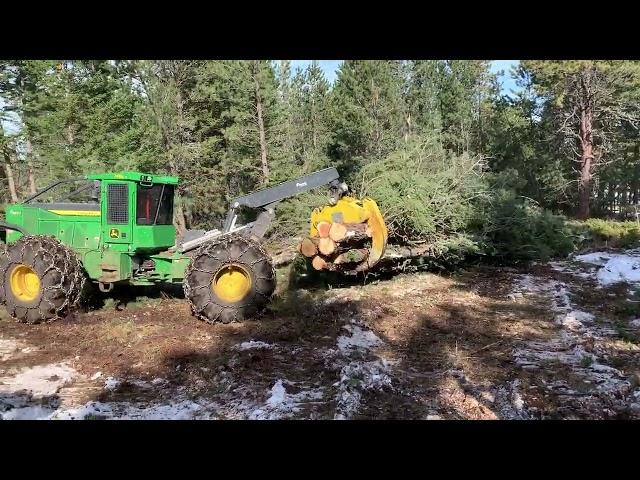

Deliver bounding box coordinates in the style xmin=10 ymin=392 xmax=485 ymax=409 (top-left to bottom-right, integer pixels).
xmin=184 ymin=236 xmax=276 ymax=324
xmin=0 ymin=242 xmax=8 ymax=305
xmin=1 ymin=235 xmax=87 ymax=324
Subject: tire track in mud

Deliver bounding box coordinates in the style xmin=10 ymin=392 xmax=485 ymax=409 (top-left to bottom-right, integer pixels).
xmin=509 ymin=263 xmax=640 ymax=419
xmin=0 ymin=317 xmax=397 ymax=420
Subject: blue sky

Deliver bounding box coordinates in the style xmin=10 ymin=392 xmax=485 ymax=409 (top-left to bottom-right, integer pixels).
xmin=290 ymin=60 xmax=343 ymax=83
xmin=490 ymin=60 xmax=520 ymax=97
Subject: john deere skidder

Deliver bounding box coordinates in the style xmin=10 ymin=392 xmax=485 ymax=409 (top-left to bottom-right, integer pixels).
xmin=0 ymin=168 xmax=387 ymax=325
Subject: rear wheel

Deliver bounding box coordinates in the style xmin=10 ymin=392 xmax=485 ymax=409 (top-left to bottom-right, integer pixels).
xmin=0 ymin=243 xmax=8 ymax=305
xmin=184 ymin=236 xmax=276 ymax=324
xmin=1 ymin=236 xmax=86 ymax=324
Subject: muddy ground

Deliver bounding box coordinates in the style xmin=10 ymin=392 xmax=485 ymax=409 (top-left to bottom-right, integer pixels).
xmin=1 ymin=249 xmax=640 ymax=420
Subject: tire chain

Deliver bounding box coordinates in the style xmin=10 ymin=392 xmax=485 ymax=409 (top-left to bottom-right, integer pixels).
xmin=1 ymin=235 xmax=87 ymax=323
xmin=0 ymin=242 xmax=8 ymax=305
xmin=184 ymin=234 xmax=275 ymax=323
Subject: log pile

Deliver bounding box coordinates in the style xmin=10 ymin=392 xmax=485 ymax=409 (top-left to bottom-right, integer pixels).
xmin=297 ymin=221 xmax=374 ymax=274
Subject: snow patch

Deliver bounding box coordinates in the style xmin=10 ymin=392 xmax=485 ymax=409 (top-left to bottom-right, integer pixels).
xmin=0 ymin=363 xmax=77 ymax=397
xmin=232 ymin=340 xmax=274 ymax=351
xmin=248 ymin=379 xmax=325 ymax=420
xmin=337 ymin=324 xmax=383 ymax=352
xmin=549 ymin=261 xmax=597 ymax=279
xmin=494 ymin=380 xmax=528 ymax=420
xmin=334 ymin=359 xmax=392 ymax=420
xmin=3 ymin=398 xmax=213 ymax=420
xmin=331 ymin=319 xmax=393 ymax=419
xmin=575 ymin=250 xmax=640 ymax=286
xmin=515 ymin=276 xmax=596 ymax=331
xmin=557 ymin=310 xmax=595 ymax=330
xmin=103 ymin=377 xmax=121 ymax=391
xmin=0 ymin=338 xmax=23 ymax=361
xmin=1 ymin=405 xmax=58 ymax=420
xmin=53 ymin=399 xmax=209 ymax=420
xmin=574 ymin=252 xmax=614 ymax=266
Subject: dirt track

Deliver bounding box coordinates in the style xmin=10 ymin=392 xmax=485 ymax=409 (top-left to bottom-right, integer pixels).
xmin=1 ymin=250 xmax=639 ymax=420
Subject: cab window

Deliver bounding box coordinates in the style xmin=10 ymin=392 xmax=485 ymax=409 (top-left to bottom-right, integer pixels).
xmin=136 ymin=184 xmax=174 ymax=225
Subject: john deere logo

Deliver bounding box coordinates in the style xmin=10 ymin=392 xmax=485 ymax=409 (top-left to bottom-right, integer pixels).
xmin=109 ymin=228 xmax=120 ymax=239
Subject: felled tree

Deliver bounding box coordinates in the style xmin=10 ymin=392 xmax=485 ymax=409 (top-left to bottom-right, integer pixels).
xmin=357 ymin=136 xmax=487 ymax=243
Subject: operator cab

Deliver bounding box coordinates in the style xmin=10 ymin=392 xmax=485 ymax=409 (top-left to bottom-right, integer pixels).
xmin=84 ymin=172 xmax=179 ymax=253
xmin=4 ymin=172 xmax=179 ymax=253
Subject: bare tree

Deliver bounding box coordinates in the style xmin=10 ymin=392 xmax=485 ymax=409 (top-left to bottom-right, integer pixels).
xmin=527 ymin=61 xmax=640 ymax=218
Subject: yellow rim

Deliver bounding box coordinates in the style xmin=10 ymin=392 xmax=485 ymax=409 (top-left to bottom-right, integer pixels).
xmin=9 ymin=265 xmax=41 ymax=302
xmin=212 ymin=265 xmax=252 ymax=303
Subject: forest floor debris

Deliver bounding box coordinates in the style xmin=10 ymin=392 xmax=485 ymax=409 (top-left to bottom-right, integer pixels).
xmin=1 ymin=247 xmax=639 ymax=419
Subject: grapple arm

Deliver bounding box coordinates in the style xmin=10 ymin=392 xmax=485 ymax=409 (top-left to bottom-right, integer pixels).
xmin=223 ymin=167 xmax=348 ymax=237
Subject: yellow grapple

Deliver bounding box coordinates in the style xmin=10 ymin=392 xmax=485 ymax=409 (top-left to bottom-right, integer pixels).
xmin=309 ymin=196 xmax=388 ymax=269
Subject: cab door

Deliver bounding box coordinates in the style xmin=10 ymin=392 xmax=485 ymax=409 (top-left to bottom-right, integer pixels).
xmin=101 ymin=181 xmax=133 ymax=246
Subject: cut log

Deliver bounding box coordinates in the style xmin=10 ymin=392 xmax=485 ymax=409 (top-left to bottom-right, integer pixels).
xmin=311 ymin=256 xmax=327 ymax=271
xmin=299 ymin=237 xmax=318 ymax=257
xmin=317 ymin=221 xmax=331 ymax=238
xmin=318 ymin=237 xmax=336 ymax=255
xmin=382 ymin=243 xmax=433 ymax=259
xmin=329 ymin=222 xmax=348 ymax=242
xmin=344 ymin=223 xmax=370 ymax=233
xmin=331 ymin=222 xmax=371 ymax=243
xmin=333 ymin=248 xmax=369 ymax=265
xmin=342 ymin=230 xmax=370 ymax=243
xmin=272 ymin=249 xmax=299 ymax=267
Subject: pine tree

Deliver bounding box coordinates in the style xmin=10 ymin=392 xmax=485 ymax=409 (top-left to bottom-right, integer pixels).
xmin=523 ymin=60 xmax=640 ymax=218
xmin=328 ymin=60 xmax=405 ymax=177
xmin=286 ymin=61 xmax=332 ymax=174
xmin=436 ymin=60 xmax=494 ymax=155
xmin=403 ymin=60 xmax=442 ymax=141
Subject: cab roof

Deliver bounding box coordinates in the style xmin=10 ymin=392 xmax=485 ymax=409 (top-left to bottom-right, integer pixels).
xmin=85 ymin=172 xmax=179 ymax=185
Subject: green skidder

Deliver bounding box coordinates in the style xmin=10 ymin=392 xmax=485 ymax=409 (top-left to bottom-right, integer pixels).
xmin=0 ymin=172 xmax=276 ymax=324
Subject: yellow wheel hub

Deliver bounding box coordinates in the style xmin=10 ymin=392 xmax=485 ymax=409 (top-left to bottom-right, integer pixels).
xmin=10 ymin=265 xmax=41 ymax=302
xmin=212 ymin=265 xmax=252 ymax=303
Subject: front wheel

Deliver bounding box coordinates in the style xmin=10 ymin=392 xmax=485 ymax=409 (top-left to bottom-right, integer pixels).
xmin=0 ymin=236 xmax=86 ymax=324
xmin=184 ymin=236 xmax=276 ymax=324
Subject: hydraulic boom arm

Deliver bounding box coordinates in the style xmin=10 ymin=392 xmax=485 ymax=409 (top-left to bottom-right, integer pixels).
xmin=222 ymin=167 xmax=348 ymax=238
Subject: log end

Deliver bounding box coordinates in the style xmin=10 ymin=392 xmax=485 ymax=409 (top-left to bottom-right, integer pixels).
xmin=311 ymin=256 xmax=327 ymax=271
xmin=317 ymin=221 xmax=332 ymax=238
xmin=318 ymin=237 xmax=337 ymax=256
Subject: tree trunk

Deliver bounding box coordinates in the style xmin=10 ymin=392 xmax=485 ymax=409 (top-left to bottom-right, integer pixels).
xmin=404 ymin=112 xmax=412 ymax=143
xmin=173 ymin=200 xmax=187 ymax=235
xmin=576 ymin=70 xmax=595 ymax=220
xmin=253 ymin=64 xmax=269 ymax=185
xmin=25 ymin=137 xmax=37 ymax=194
xmin=633 ymin=144 xmax=640 ymax=205
xmin=3 ymin=150 xmax=19 ymax=202
xmin=66 ymin=124 xmax=75 ymax=145
xmin=173 ymin=87 xmax=188 ymax=234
